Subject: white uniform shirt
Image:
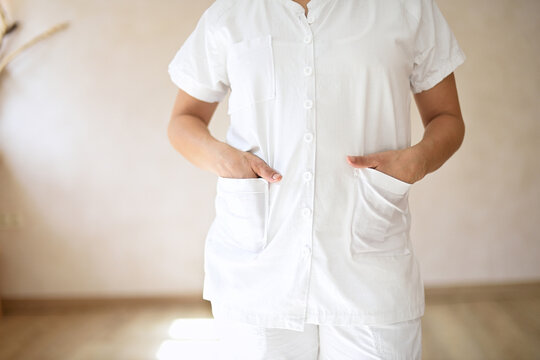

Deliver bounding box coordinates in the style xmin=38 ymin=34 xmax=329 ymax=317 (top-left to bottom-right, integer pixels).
xmin=168 ymin=0 xmax=466 ymax=332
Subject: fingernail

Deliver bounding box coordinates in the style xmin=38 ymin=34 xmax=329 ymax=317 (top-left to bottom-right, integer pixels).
xmin=272 ymin=173 xmax=281 ymax=180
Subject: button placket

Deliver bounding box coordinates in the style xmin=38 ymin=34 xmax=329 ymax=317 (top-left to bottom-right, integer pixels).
xmin=299 ymin=12 xmax=316 ymax=272
xmin=296 ymin=7 xmax=316 ymax=26
xmin=288 ymin=1 xmax=318 ymax=315
xmin=302 ymin=244 xmax=312 ymax=257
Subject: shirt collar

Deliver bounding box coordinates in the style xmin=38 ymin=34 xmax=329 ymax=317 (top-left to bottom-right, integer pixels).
xmin=276 ymin=0 xmax=331 ymax=14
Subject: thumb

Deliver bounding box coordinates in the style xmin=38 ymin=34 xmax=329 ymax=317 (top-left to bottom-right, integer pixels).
xmin=246 ymin=152 xmax=282 ymax=182
xmin=253 ymin=161 xmax=282 ymax=182
xmin=259 ymin=165 xmax=282 ymax=182
xmin=347 ymin=154 xmax=379 ymax=168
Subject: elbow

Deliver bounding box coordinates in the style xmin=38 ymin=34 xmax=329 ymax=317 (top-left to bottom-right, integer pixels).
xmin=455 ymin=114 xmax=466 ymax=151
xmin=167 ymin=114 xmax=181 ymax=148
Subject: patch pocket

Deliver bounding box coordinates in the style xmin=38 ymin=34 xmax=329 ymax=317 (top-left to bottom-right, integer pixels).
xmin=226 ymin=34 xmax=276 ymax=114
xmin=215 ymin=176 xmax=269 ymax=253
xmin=350 ymin=167 xmax=412 ymax=257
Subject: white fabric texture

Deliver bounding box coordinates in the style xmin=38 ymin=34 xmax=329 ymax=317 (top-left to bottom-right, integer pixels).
xmin=168 ymin=0 xmax=466 ymax=332
xmin=214 ymin=317 xmax=422 ymax=359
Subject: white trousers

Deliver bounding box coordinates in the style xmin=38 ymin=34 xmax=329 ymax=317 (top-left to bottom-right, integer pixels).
xmin=215 ymin=317 xmax=422 ymax=360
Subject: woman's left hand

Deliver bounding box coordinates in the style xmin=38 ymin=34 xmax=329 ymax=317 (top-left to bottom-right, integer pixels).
xmin=346 ymin=146 xmax=427 ymax=185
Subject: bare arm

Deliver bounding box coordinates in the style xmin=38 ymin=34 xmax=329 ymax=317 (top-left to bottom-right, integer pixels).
xmin=347 ymin=72 xmax=465 ymax=184
xmin=167 ymin=89 xmax=282 ymax=181
xmin=167 ymin=88 xmax=227 ymax=174
xmin=410 ymin=72 xmax=465 ymax=177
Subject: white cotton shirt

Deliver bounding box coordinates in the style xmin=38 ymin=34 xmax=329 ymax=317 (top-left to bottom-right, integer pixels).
xmin=168 ymin=0 xmax=466 ymax=332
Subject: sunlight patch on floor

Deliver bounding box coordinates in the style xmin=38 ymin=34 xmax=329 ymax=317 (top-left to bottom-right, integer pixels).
xmin=155 ymin=318 xmax=222 ymax=360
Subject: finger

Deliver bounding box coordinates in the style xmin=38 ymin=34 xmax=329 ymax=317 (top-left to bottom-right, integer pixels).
xmin=347 ymin=154 xmax=379 ymax=168
xmin=256 ymin=164 xmax=282 ymax=182
xmin=249 ymin=156 xmax=282 ymax=182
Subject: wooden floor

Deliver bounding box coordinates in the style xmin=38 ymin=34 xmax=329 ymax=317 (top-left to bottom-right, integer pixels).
xmin=0 ymin=282 xmax=539 ymax=360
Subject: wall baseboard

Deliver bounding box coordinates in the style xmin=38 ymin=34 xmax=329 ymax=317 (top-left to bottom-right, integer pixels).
xmin=0 ymin=294 xmax=207 ymax=315
xmin=1 ymin=281 xmax=539 ymax=315
xmin=424 ymin=280 xmax=540 ymax=303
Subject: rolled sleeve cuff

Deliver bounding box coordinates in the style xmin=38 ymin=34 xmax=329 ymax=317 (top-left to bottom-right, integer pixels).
xmin=410 ymin=47 xmax=466 ymax=94
xmin=168 ymin=65 xmax=227 ymax=103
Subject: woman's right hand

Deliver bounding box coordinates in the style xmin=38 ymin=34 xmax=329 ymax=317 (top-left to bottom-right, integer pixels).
xmin=217 ymin=145 xmax=282 ymax=182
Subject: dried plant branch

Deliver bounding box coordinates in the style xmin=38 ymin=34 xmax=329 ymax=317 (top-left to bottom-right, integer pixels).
xmin=0 ymin=21 xmax=69 ymax=74
xmin=1 ymin=22 xmax=18 ymax=50
xmin=0 ymin=2 xmax=8 ymax=35
xmin=1 ymin=2 xmax=19 ymax=51
xmin=5 ymin=21 xmax=17 ymax=35
xmin=0 ymin=2 xmax=8 ymax=48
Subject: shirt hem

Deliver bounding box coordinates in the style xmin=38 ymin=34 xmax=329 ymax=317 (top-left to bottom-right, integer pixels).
xmin=305 ymin=302 xmax=426 ymax=326
xmin=210 ymin=301 xmax=308 ymax=332
xmin=207 ymin=300 xmax=425 ymax=332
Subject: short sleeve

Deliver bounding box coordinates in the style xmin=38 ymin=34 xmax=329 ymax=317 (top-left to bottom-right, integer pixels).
xmin=409 ymin=0 xmax=466 ymax=94
xmin=167 ymin=7 xmax=230 ymax=103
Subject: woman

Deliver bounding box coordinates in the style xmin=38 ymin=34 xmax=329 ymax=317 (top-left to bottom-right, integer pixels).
xmin=167 ymin=0 xmax=466 ymax=358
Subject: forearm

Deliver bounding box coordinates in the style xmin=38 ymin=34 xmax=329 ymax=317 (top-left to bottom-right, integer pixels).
xmin=167 ymin=114 xmax=232 ymax=175
xmin=411 ymin=113 xmax=465 ymax=177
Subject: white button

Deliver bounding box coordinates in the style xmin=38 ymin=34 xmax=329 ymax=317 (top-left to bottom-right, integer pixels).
xmin=303 ymin=66 xmax=313 ymax=76
xmin=303 ymin=99 xmax=313 ymax=109
xmin=303 ymin=35 xmax=312 ymax=44
xmin=303 ymin=132 xmax=313 ymax=142
xmin=302 ymin=207 xmax=312 ymax=217
xmin=303 ymin=245 xmax=312 ymax=256
xmin=307 ymin=15 xmax=315 ymax=24
xmin=303 ymin=171 xmax=312 ymax=181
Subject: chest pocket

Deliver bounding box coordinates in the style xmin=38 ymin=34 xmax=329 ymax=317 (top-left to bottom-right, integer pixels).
xmin=350 ymin=167 xmax=412 ymax=258
xmin=226 ymin=34 xmax=276 ymax=114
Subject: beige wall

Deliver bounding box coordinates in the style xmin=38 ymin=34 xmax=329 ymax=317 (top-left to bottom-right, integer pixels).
xmin=0 ymin=0 xmax=538 ymax=299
